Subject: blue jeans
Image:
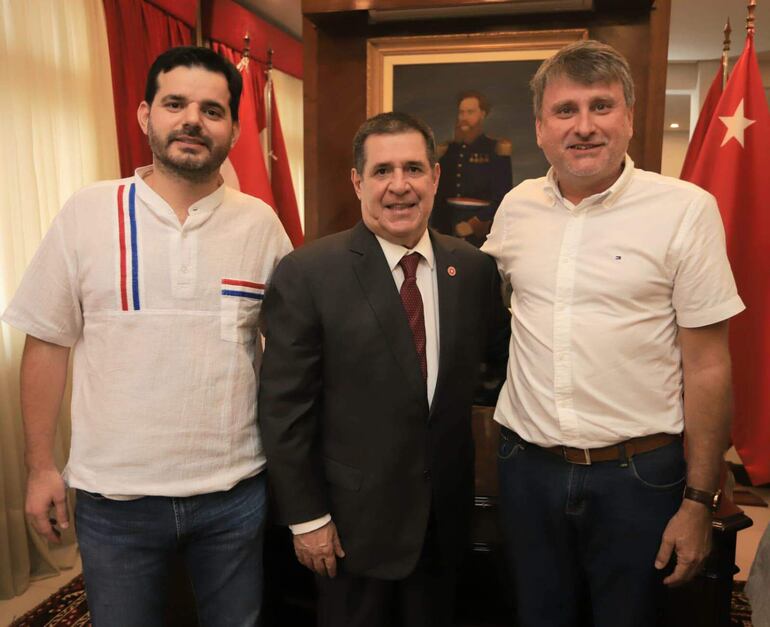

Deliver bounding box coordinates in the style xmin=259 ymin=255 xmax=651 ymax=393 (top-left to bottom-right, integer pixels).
xmin=498 ymin=428 xmax=685 ymax=627
xmin=75 ymin=473 xmax=266 ymax=627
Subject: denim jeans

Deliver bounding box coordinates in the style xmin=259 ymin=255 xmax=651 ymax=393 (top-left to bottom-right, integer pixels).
xmin=498 ymin=428 xmax=685 ymax=627
xmin=75 ymin=472 xmax=266 ymax=627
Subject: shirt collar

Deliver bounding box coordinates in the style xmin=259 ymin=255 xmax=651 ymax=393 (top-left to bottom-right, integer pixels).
xmin=543 ymin=154 xmax=635 ymax=210
xmin=375 ymin=228 xmax=435 ymax=272
xmin=134 ymin=165 xmax=226 ymax=226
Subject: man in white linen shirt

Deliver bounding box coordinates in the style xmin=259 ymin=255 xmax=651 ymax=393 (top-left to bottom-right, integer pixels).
xmin=2 ymin=46 xmax=291 ymax=627
xmin=481 ymin=40 xmax=744 ymax=627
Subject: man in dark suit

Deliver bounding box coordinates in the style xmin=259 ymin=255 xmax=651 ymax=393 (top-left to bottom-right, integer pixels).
xmin=258 ymin=112 xmax=506 ymax=627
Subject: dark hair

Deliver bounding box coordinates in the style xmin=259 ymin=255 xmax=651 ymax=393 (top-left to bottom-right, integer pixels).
xmin=530 ymin=40 xmax=635 ymax=118
xmin=145 ymin=46 xmax=243 ymax=122
xmin=352 ymin=112 xmax=437 ymax=173
xmin=457 ymin=90 xmax=490 ymax=114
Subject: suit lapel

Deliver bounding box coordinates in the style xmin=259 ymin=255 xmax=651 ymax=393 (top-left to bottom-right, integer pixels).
xmin=349 ymin=222 xmax=428 ymax=406
xmin=430 ymin=230 xmax=460 ymax=416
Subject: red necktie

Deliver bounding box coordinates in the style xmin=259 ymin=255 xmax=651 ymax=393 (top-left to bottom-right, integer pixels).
xmin=399 ymin=253 xmax=427 ymax=381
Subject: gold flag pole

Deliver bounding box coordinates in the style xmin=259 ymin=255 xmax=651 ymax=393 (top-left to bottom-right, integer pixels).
xmin=265 ymin=48 xmax=276 ymax=179
xmin=722 ymin=18 xmax=732 ymax=89
xmin=747 ymin=0 xmax=757 ymax=36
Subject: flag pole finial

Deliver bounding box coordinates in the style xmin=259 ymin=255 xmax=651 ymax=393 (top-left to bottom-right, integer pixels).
xmin=747 ymin=0 xmax=757 ymax=35
xmin=236 ymin=33 xmax=251 ymax=72
xmin=722 ymin=18 xmax=732 ymax=88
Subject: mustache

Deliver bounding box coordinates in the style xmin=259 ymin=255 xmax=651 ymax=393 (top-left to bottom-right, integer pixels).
xmin=167 ymin=127 xmax=212 ymax=149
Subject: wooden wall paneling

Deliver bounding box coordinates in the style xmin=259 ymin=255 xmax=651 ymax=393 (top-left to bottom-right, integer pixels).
xmin=302 ymin=16 xmax=320 ymax=242
xmin=644 ymin=0 xmax=671 ymax=174
xmin=591 ymin=0 xmax=671 ymax=173
xmin=303 ymin=13 xmax=370 ymax=241
xmin=303 ymin=0 xmax=654 ymax=14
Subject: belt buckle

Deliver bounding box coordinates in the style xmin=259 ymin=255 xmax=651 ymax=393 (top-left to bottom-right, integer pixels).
xmin=564 ymin=446 xmax=592 ymax=465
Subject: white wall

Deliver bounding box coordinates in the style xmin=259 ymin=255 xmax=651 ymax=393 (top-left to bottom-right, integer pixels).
xmin=660 ymin=131 xmax=690 ymax=178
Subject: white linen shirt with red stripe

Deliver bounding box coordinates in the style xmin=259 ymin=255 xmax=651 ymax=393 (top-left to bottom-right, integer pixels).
xmin=2 ymin=166 xmax=292 ymax=497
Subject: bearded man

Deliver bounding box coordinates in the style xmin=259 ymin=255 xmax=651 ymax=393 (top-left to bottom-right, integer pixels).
xmin=431 ymin=91 xmax=513 ymax=248
xmin=2 ymin=46 xmax=291 ymax=627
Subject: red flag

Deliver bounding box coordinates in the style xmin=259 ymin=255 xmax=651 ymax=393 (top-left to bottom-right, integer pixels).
xmin=684 ymin=34 xmax=770 ymax=485
xmin=680 ymin=66 xmax=723 ymax=180
xmin=268 ymin=82 xmax=304 ymax=248
xmin=212 ymin=43 xmax=275 ymax=207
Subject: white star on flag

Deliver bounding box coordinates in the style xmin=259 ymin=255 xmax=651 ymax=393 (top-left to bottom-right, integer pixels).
xmin=719 ymin=99 xmax=756 ymax=148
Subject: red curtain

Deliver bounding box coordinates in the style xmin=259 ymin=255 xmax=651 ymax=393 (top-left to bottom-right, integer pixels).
xmin=102 ymin=0 xmax=194 ymax=177
xmin=205 ymin=0 xmax=302 ymax=80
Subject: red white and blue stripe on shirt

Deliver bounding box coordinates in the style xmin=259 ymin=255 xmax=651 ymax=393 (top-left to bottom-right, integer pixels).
xmin=117 ymin=183 xmax=140 ymax=311
xmin=221 ymin=279 xmax=265 ymax=300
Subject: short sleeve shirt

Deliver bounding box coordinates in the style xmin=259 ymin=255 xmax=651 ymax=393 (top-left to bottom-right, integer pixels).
xmin=2 ymin=167 xmax=293 ymax=496
xmin=481 ymin=156 xmax=745 ymax=447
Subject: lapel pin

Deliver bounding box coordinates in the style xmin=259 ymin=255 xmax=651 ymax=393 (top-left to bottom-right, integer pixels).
xmin=447 ymin=266 xmax=457 ymax=277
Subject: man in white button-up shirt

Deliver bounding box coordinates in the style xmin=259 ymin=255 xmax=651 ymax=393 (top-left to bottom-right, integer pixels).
xmin=3 ymin=47 xmax=291 ymax=626
xmin=482 ymin=40 xmax=744 ymax=627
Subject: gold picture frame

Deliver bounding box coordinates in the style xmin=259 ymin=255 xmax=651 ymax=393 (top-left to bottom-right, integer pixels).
xmin=367 ymin=29 xmax=588 ymax=117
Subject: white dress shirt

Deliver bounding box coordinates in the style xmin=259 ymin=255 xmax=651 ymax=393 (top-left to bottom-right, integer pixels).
xmin=482 ymin=156 xmax=744 ymax=448
xmin=290 ymin=227 xmax=440 ymax=535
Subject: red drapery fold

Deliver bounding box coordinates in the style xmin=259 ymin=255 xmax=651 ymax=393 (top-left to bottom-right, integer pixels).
xmin=102 ymin=0 xmax=193 ymax=177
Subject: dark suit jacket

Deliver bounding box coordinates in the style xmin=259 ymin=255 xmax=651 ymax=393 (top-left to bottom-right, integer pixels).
xmin=258 ymin=221 xmax=506 ymax=579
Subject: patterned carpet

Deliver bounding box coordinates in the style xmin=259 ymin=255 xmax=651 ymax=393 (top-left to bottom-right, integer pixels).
xmin=732 ymin=581 xmax=754 ymax=627
xmin=8 ymin=574 xmax=756 ymax=626
xmin=10 ymin=576 xmax=89 ymax=627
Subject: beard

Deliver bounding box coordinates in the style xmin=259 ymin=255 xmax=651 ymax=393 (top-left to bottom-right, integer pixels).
xmin=147 ymin=120 xmax=231 ymax=182
xmin=455 ymin=121 xmax=482 ymax=144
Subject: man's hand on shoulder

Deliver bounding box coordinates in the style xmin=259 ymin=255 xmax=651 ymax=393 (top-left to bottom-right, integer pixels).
xmin=26 ymin=468 xmax=69 ymax=544
xmin=654 ymin=499 xmax=712 ymax=586
xmin=293 ymin=521 xmax=346 ymax=578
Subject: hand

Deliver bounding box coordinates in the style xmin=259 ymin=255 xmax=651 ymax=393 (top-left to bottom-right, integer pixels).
xmin=654 ymin=499 xmax=713 ymax=586
xmin=25 ymin=468 xmax=69 ymax=544
xmin=293 ymin=521 xmax=345 ymax=578
xmin=454 ymin=221 xmax=474 ymax=238
xmin=467 ymin=216 xmax=491 ymax=238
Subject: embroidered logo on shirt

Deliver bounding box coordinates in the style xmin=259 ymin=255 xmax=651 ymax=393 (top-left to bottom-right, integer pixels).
xmin=117 ymin=183 xmax=141 ymax=311
xmin=221 ymin=279 xmax=265 ymax=300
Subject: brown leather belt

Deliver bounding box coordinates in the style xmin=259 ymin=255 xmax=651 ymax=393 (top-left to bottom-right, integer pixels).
xmin=542 ymin=432 xmax=681 ymax=465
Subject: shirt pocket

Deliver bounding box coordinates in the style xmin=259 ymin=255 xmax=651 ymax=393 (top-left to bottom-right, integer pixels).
xmin=220 ymin=278 xmax=265 ymax=344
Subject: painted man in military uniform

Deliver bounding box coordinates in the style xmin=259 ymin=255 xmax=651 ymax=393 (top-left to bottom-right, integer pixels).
xmin=431 ymin=90 xmax=513 ymax=248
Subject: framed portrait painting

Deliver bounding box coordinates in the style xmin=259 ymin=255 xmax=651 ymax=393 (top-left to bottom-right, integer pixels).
xmin=367 ymin=29 xmax=587 ymax=246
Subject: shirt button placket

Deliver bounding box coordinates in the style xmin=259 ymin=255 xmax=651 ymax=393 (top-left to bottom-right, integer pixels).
xmin=552 ymin=210 xmax=585 ymax=441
